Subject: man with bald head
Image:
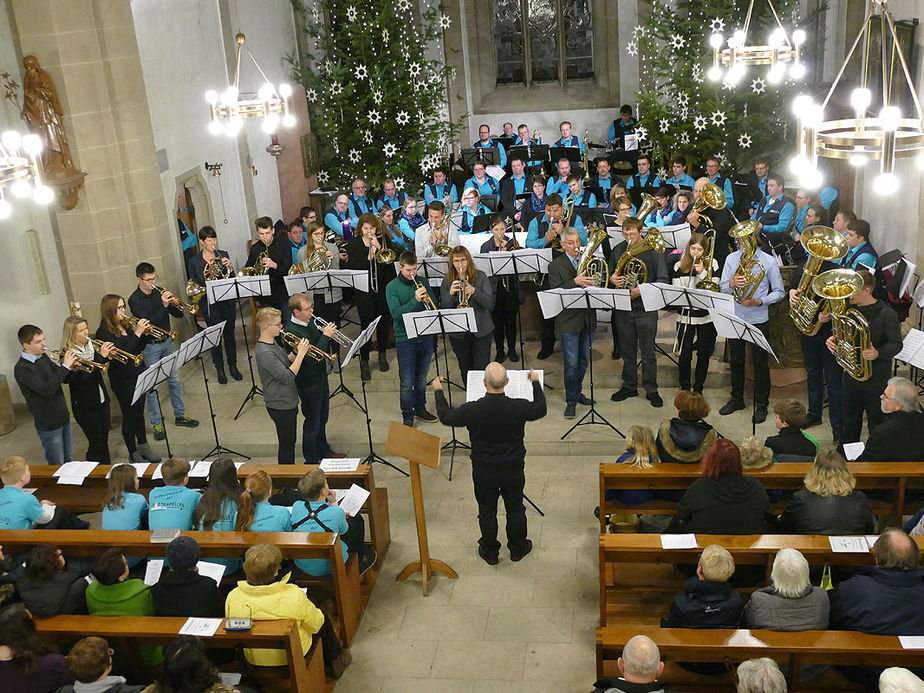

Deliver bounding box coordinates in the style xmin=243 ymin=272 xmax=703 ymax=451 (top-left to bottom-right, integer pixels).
xmin=592 ymin=634 xmax=668 ymax=693
xmin=432 ymin=362 xmax=546 ymax=564
xmin=686 ymin=176 xmax=734 ymax=272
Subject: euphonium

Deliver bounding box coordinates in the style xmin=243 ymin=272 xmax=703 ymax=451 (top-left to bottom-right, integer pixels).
xmin=239 ymin=251 xmax=269 ymax=276
xmin=729 ymin=220 xmax=765 ymax=303
xmin=185 ymin=280 xmax=207 ymax=305
xmin=90 ymin=338 xmax=144 ymax=366
xmin=790 ymin=226 xmax=849 ymax=335
xmin=122 ymin=316 xmax=176 ymax=343
xmin=812 ymin=268 xmax=872 ymax=382
xmin=153 ymin=284 xmax=199 ymax=316
xmin=45 ymin=348 xmax=108 ymax=374
xmin=634 ymin=192 xmax=658 ymax=227
xmin=613 ymin=228 xmax=664 ymax=289
xmin=280 ymin=331 xmax=336 ymax=363
xmin=414 ymin=279 xmax=437 ymax=310
xmin=550 ymin=197 xmax=575 ymax=250
xmin=577 ymin=224 xmax=609 ymax=287
xmin=204 ymin=257 xmax=232 ymax=280
xmin=435 ymin=199 xmax=453 ymax=257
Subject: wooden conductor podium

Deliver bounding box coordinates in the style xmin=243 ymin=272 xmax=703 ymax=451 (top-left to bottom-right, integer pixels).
xmin=385 ymin=420 xmax=458 ymax=596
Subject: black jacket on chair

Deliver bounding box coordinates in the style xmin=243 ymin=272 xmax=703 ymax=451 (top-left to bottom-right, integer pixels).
xmin=779 ymin=488 xmax=875 ymax=535
xmin=858 ymin=410 xmax=924 ymax=462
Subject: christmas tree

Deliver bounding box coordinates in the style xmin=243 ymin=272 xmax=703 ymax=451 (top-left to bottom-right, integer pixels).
xmin=290 ymin=0 xmax=462 ymax=192
xmin=629 ymin=0 xmax=810 ymax=177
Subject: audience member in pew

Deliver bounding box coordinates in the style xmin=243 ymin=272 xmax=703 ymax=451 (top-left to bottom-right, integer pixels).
xmin=193 ymin=458 xmax=243 ymax=575
xmin=744 ymin=548 xmax=829 ymax=631
xmin=763 ymin=399 xmax=818 ymax=461
xmin=779 ymin=449 xmax=875 ymax=535
xmin=668 ymin=439 xmax=773 ymax=535
xmin=225 ymin=543 xmax=352 ymax=678
xmin=0 ymin=603 xmax=72 ymax=693
xmin=140 ymin=636 xmax=243 ymax=693
xmin=290 ymin=468 xmax=376 ymax=577
xmin=604 ymin=425 xmax=660 ymax=512
xmin=57 ymin=636 xmax=145 ymax=693
xmin=661 ymin=544 xmax=742 ymax=629
xmin=879 ymin=667 xmax=924 ymax=693
xmin=102 ymin=464 xmax=148 ymax=569
xmin=655 ymin=391 xmax=717 ymax=465
xmin=234 ymin=470 xmax=292 ymax=533
xmin=736 ymin=658 xmax=787 ymax=693
xmin=739 ymin=436 xmax=774 ymax=471
xmin=147 ymin=458 xmax=200 ymax=531
xmin=150 ymin=537 xmax=223 ymax=619
xmin=0 ymin=456 xmax=57 ymax=529
xmin=857 ymin=376 xmax=924 ymax=463
xmin=14 ymin=544 xmax=89 ymax=616
xmin=590 ymin=634 xmax=669 ymax=693
xmin=905 ymin=507 xmax=924 ymax=536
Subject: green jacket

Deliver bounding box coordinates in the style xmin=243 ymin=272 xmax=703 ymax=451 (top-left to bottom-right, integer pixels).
xmin=284 ymin=319 xmax=331 ymax=387
xmin=86 ymin=579 xmax=160 ymax=665
xmin=385 ymin=274 xmax=437 ymax=341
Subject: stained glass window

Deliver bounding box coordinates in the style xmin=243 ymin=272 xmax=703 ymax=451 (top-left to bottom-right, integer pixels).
xmin=527 ymin=0 xmax=558 ymax=83
xmin=494 ymin=0 xmax=525 ymax=84
xmin=562 ymin=0 xmax=594 ymax=80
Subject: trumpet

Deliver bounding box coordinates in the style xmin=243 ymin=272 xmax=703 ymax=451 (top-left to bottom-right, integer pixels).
xmin=153 ymin=284 xmax=199 ymax=316
xmin=46 ymin=348 xmax=109 ymax=374
xmin=90 ymin=338 xmax=144 ymax=367
xmin=123 ymin=315 xmax=176 ymax=342
xmin=312 ymin=316 xmax=353 ymax=348
xmin=280 ymin=331 xmax=336 ymax=363
xmin=457 ymin=276 xmax=471 ymax=308
xmin=415 ymin=279 xmax=437 ymax=310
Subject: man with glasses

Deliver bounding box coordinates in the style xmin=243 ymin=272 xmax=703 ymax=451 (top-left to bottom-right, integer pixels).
xmin=472 ymin=123 xmax=507 ymax=168
xmin=377 ymin=178 xmax=406 ymax=212
xmin=704 ymin=156 xmax=735 ymax=209
xmin=856 ymin=377 xmax=924 ymax=462
xmin=590 ymin=158 xmax=622 ymax=205
xmin=129 ymin=262 xmax=198 ymax=441
xmin=347 ymin=178 xmax=375 ymax=226
xmin=687 ymin=177 xmax=734 ymax=272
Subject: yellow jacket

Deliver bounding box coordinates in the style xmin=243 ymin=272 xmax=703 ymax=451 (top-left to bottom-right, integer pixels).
xmin=224 ymin=573 xmax=324 ymax=666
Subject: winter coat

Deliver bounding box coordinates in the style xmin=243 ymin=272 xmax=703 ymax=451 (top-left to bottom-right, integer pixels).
xmin=656 ymin=418 xmax=717 ymax=464
xmin=672 ymin=475 xmax=772 ymax=534
xmin=15 ymin=569 xmax=88 ymax=616
xmin=743 ymin=583 xmax=829 ymax=630
xmin=150 ymin=568 xmax=224 ymax=618
xmin=830 ymin=567 xmax=924 ymax=635
xmin=661 ymin=577 xmax=742 ymax=628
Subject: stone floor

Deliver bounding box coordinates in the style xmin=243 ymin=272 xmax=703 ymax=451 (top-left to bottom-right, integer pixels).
xmin=1 ymin=314 xmax=843 ymax=692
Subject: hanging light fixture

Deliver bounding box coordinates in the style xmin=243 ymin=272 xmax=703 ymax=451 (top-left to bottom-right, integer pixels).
xmin=0 ymin=130 xmax=53 ymax=218
xmin=707 ymin=0 xmax=807 ymax=86
xmin=204 ymin=32 xmax=296 ymax=138
xmin=790 ymin=0 xmax=924 ymax=195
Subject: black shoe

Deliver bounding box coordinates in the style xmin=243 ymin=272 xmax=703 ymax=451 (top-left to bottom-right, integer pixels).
xmin=564 ymin=402 xmax=576 ymax=418
xmin=576 ymin=394 xmax=594 ymax=405
xmin=647 ymin=392 xmax=663 ymax=408
xmin=415 ymin=409 xmax=437 ymax=422
xmin=510 ymin=539 xmax=533 ymax=562
xmin=610 ymin=388 xmax=638 ymax=403
xmin=720 ymin=399 xmax=745 ymax=415
xmin=693 ymin=385 xmax=704 ymax=394
xmin=228 ymin=365 xmax=243 ymax=381
xmin=175 ymin=415 xmax=199 ymax=428
xmin=216 ymin=367 xmax=228 ymax=385
xmin=802 ymin=413 xmax=822 ymax=428
xmin=403 ymin=419 xmax=414 ymax=428
xmin=611 ymin=349 xmax=620 ymax=360
xmin=496 ymin=350 xmax=506 ymax=362
xmin=378 ymin=353 xmax=389 ymax=372
xmin=478 ymin=546 xmax=499 ymax=565
xmin=752 ymin=406 xmax=768 ymax=424
xmin=537 ymin=347 xmax=553 ymax=359
xmin=360 ymin=359 xmax=371 ymax=382
xmin=508 ymin=350 xmax=518 ymax=362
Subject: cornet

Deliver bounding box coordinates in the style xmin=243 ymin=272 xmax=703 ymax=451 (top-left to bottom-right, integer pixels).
xmin=45 ymin=348 xmax=109 ymax=374
xmin=280 ymin=331 xmax=336 ymax=362
xmin=153 ymin=284 xmax=199 ymax=316
xmin=415 ymin=279 xmax=437 ymax=310
xmin=123 ymin=316 xmax=176 ymax=342
xmin=90 ymin=338 xmax=144 ymax=367
xmin=312 ymin=316 xmax=353 ymax=348
xmin=456 ymin=276 xmax=471 ymax=308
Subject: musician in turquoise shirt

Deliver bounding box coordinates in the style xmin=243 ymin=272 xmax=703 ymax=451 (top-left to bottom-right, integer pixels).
xmin=566 ymin=176 xmax=597 ymax=208
xmin=423 ymin=167 xmax=459 ymax=206
xmin=147 ymin=457 xmax=200 ymax=531
xmin=472 ymin=123 xmax=507 ymax=167
xmin=705 ymin=156 xmax=735 ymax=209
xmin=463 ymin=161 xmax=500 ymax=196
xmin=664 ymin=157 xmax=696 ymax=189
xmin=553 ymin=120 xmax=585 ymax=154
xmin=546 ymin=159 xmax=572 ymax=196
xmin=347 ymin=178 xmax=375 ymax=226
xmin=526 ymin=194 xmax=587 ymax=248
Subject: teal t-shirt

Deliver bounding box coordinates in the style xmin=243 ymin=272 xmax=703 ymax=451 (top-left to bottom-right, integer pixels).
xmin=197 ymin=497 xmax=241 ymax=574
xmin=290 ymin=500 xmax=349 ymax=576
xmin=102 ymin=492 xmax=148 ymax=531
xmin=148 ymin=485 xmax=201 ymax=530
xmin=248 ymin=502 xmax=293 ymax=532
xmin=0 ymin=486 xmax=43 ymax=529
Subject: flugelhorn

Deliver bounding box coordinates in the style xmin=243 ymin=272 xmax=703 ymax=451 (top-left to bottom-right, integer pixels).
xmin=123 ymin=316 xmax=176 ymax=342
xmin=280 ymin=331 xmax=336 ymax=363
xmin=153 ymin=284 xmax=199 ymax=316
xmin=46 ymin=348 xmax=109 ymax=374
xmin=457 ymin=276 xmax=471 ymax=308
xmin=312 ymin=316 xmax=353 ymax=348
xmin=90 ymin=338 xmax=144 ymax=366
xmin=790 ymin=226 xmax=849 ymax=335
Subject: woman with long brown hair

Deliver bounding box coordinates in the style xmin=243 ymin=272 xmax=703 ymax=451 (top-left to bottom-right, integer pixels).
xmin=95 ymin=294 xmax=159 ymax=463
xmin=672 ymin=233 xmax=718 ymax=392
xmin=297 ymin=221 xmax=342 ymax=335
xmin=439 ymin=246 xmax=495 ymax=383
xmin=61 ymin=316 xmax=113 ymax=463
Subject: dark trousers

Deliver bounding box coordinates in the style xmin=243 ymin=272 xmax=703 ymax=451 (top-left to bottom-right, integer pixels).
xmin=73 ymin=401 xmax=111 ymax=464
xmin=108 ymin=376 xmax=147 ymax=454
xmin=801 ymin=331 xmax=843 ymax=433
xmin=677 ymin=321 xmax=717 ymax=392
xmin=841 ymin=374 xmax=887 ymax=444
xmin=343 ymin=514 xmax=365 ymax=554
xmin=266 ymin=406 xmax=297 ymax=464
xmin=540 ymin=316 xmax=556 ymax=352
xmin=396 ymin=337 xmax=433 ymax=420
xmin=615 ymin=310 xmax=659 ymax=394
xmin=472 ymin=462 xmax=528 ymax=555
xmin=297 ymin=380 xmax=330 ymax=464
xmin=310 ymin=613 xmax=343 ymax=665
xmin=200 ymin=299 xmax=237 ymax=370
xmin=492 ymin=304 xmax=518 ymax=354
xmin=449 ymin=333 xmax=492 ymax=384
xmin=729 ymin=321 xmax=771 ymax=406
xmin=356 ymin=293 xmax=392 ymax=361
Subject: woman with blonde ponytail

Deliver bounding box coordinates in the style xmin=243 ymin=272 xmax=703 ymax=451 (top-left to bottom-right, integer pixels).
xmin=234 ymin=469 xmax=292 ymax=533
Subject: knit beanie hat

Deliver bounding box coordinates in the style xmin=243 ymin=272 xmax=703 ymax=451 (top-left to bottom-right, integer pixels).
xmin=165 ymin=536 xmax=200 ymax=571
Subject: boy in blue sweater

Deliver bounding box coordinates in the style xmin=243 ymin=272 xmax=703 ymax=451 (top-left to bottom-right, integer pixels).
xmin=148 ymin=458 xmax=201 ymax=530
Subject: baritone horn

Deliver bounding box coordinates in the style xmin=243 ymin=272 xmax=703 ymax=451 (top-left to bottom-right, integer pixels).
xmin=577 ymin=225 xmax=609 ymax=287
xmin=790 ymin=226 xmax=849 ymax=335
xmin=812 ymin=268 xmax=872 ymax=382
xmin=692 ymin=182 xmax=727 ymax=292
xmin=729 ymin=220 xmax=764 ymax=303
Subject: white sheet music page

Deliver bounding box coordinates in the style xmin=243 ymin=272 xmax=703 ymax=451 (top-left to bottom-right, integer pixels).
xmin=661 ymin=534 xmax=698 ymax=549
xmin=913 ymin=279 xmax=924 ymax=308
xmin=828 ymin=536 xmax=870 ymax=553
xmin=338 ymin=484 xmax=370 ymax=517
xmin=842 ymin=442 xmax=865 ymax=461
xmin=895 ymin=329 xmax=924 ymax=368
xmin=178 ymin=618 xmax=223 ymax=637
xmin=319 ymin=458 xmax=361 ymax=472
xmin=466 ymin=370 xmax=544 ymax=402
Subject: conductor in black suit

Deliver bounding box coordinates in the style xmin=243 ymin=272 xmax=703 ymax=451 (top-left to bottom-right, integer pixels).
xmin=433 ymin=362 xmax=546 ymax=565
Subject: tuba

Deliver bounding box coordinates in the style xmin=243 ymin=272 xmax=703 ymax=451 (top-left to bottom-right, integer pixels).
xmin=729 ymin=220 xmax=765 ymax=302
xmin=692 ymin=182 xmax=727 ymax=292
xmin=577 ymin=224 xmax=609 ymax=287
xmin=790 ymin=226 xmax=849 ymax=335
xmin=812 ymin=269 xmax=872 ymax=381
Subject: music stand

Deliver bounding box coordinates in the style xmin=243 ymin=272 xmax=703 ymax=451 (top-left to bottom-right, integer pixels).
xmin=508 ymin=144 xmax=549 ymax=171
xmin=206 ymin=275 xmax=271 ymax=420
xmin=461 ymin=147 xmax=499 ymax=168
xmin=285 ymin=269 xmax=370 ymax=410
xmin=473 ymin=248 xmax=553 ymax=371
xmin=710 ymin=309 xmax=780 ymax=435
xmin=403 ymin=307 xmax=477 ymax=479
xmin=176 ymin=323 xmax=249 ymax=460
xmin=538 ymin=287 xmax=630 ymax=439
xmin=471 ymin=213 xmax=496 ymax=234
xmin=652 ymin=223 xmax=692 ymax=251
xmin=132 ymin=351 xmax=179 ymax=458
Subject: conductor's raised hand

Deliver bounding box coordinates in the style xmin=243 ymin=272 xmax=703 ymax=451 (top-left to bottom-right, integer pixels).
xmin=432 ymin=375 xmax=443 ymax=391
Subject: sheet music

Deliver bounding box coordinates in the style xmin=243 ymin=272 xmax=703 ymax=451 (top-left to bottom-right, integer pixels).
xmin=465 ymin=369 xmax=544 ymax=402
xmin=143 ymin=559 xmax=165 ymax=585
xmin=842 ymin=442 xmax=865 ymax=461
xmin=899 ymin=636 xmax=924 ymax=649
xmin=151 ymin=463 xmax=165 ymax=480
xmin=895 ymin=328 xmax=924 ymax=368
xmin=913 ymin=278 xmax=924 ymax=308
xmin=828 ymin=536 xmax=871 ymax=553
xmin=661 ymin=534 xmax=698 ymax=549
xmin=53 ymin=461 xmax=97 ymax=485
xmin=106 ymin=462 xmax=150 ymax=479
xmin=338 ymin=484 xmax=370 ymax=518
xmin=178 ymin=617 xmax=223 ymax=637
xmin=899 ymin=260 xmax=916 ymax=298
xmin=402 ymin=307 xmax=476 ymax=339
xmin=653 ymin=222 xmax=691 ymax=251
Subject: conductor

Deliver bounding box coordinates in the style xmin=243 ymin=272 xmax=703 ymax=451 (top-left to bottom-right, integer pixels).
xmin=432 ymin=362 xmax=546 ymax=565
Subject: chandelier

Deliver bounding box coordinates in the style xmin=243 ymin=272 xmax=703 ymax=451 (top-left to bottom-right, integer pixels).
xmin=0 ymin=130 xmax=53 ymax=218
xmin=205 ymin=32 xmax=296 ymax=137
xmin=707 ymin=0 xmax=807 ymax=85
xmin=790 ymin=0 xmax=924 ymax=195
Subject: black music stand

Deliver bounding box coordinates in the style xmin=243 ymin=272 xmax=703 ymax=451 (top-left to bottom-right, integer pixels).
xmin=132 ymin=351 xmax=179 ymax=459
xmin=403 ymin=307 xmax=477 ymax=479
xmin=509 ymin=144 xmax=549 ymax=173
xmin=461 ymin=147 xmax=499 ymax=168
xmin=547 ymin=146 xmax=583 ymax=177
xmin=710 ymin=309 xmax=780 ymax=435
xmin=205 ymin=275 xmax=271 ymax=420
xmin=538 ymin=287 xmax=629 ymax=439
xmin=284 ymin=269 xmax=370 ymax=410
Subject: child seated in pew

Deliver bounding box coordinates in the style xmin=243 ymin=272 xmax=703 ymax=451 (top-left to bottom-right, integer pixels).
xmin=764 ymin=399 xmax=818 ymax=460
xmin=103 ymin=464 xmax=148 ymax=569
xmin=661 ymin=544 xmax=742 ymax=629
xmin=0 ymin=456 xmax=59 ymax=530
xmin=140 ymin=635 xmax=247 ymax=693
xmin=192 ymin=458 xmax=243 ymax=575
xmin=234 ymin=470 xmax=292 ymax=533
xmin=597 ymin=425 xmax=660 ymax=533
xmin=0 ymin=603 xmax=72 ymax=693
xmin=147 ymin=458 xmax=200 ymax=531
xmin=150 ymin=536 xmax=223 ymax=618
xmin=58 ymin=636 xmax=145 ymax=693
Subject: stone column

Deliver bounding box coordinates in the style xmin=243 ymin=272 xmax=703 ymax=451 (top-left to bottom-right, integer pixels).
xmin=10 ymin=0 xmax=180 ymax=326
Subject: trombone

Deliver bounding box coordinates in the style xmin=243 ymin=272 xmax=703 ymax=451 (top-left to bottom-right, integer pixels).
xmin=312 ymin=316 xmax=353 ymax=348
xmin=45 ymin=348 xmax=109 ymax=374
xmin=415 ymin=279 xmax=437 ymax=310
xmin=280 ymin=331 xmax=336 ymax=363
xmin=123 ymin=315 xmax=176 ymax=342
xmin=90 ymin=338 xmax=143 ymax=367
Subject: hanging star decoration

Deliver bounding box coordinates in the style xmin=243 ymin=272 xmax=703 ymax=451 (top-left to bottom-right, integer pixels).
xmin=396 ymin=111 xmax=410 ymax=125
xmin=750 ymin=77 xmax=766 ymax=95
xmin=394 ymin=176 xmax=406 ymax=190
xmin=305 ymin=87 xmax=318 ymax=103
xmin=346 ymin=5 xmax=357 ymax=22
xmin=635 ymin=125 xmax=648 ymax=142
xmin=659 ymin=118 xmax=670 ymax=134
xmin=383 ymin=29 xmax=389 ymax=45
xmin=670 ymin=34 xmax=686 ymax=51
xmin=409 ymin=62 xmax=423 ymax=78
xmin=383 ymin=142 xmax=397 ymax=158
xmin=710 ymin=110 xmax=727 ymax=127
xmin=679 ymin=106 xmax=689 ymax=121
xmin=397 ymin=0 xmax=411 ymax=11
xmin=692 ymin=63 xmax=705 ymax=84
xmin=738 ymin=133 xmax=753 ymax=149
xmin=355 ymin=64 xmax=368 ymax=80
xmin=348 ymin=149 xmax=361 ymax=164
xmin=368 ymin=109 xmax=382 ymax=125
xmin=330 ymin=82 xmax=343 ymax=96
xmin=318 ymin=170 xmax=329 ymax=185
xmin=632 ymin=25 xmax=645 ymax=39
xmin=709 ymin=17 xmax=725 ymax=33
xmin=626 ymin=39 xmax=638 ymax=57
xmin=372 ymin=89 xmax=383 ymax=104
xmin=657 ymin=167 xmax=669 ymax=180
xmin=419 ymin=156 xmax=434 ymax=173
xmin=363 ymin=130 xmax=373 ymax=145
xmin=680 ymin=132 xmax=690 ymax=145
xmin=439 ymin=13 xmax=451 ymax=29
xmin=693 ymin=115 xmax=707 ymax=132
xmin=677 ymin=92 xmax=689 ymax=108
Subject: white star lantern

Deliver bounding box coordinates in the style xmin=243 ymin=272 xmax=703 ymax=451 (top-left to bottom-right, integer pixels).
xmin=409 ymin=62 xmax=422 ymax=78
xmin=355 ymin=64 xmax=368 ymax=80
xmin=680 ymin=132 xmax=690 ymax=145
xmin=710 ymin=110 xmax=727 ymax=127
xmin=693 ymin=115 xmax=707 ymax=132
xmin=394 ymin=176 xmax=406 ymax=190
xmin=626 ymin=40 xmax=638 ymax=57
xmin=372 ymin=89 xmax=383 ymax=104
xmin=633 ymin=25 xmax=645 ymax=39
xmin=677 ymin=92 xmax=689 ymax=108
xmin=439 ymin=14 xmax=451 ymax=29
xmin=738 ymin=133 xmax=753 ymax=149
xmin=317 ymin=170 xmax=329 ymax=185
xmin=383 ymin=142 xmax=397 ymax=158
xmin=346 ymin=5 xmax=357 ymax=21
xmin=348 ymin=149 xmax=361 ymax=164
xmin=670 ymin=34 xmax=686 ymax=51
xmin=396 ymin=111 xmax=410 ymax=125
xmin=692 ymin=63 xmax=705 ymax=84
xmin=330 ymin=82 xmax=343 ymax=96
xmin=635 ymin=125 xmax=648 ymax=142
xmin=659 ymin=118 xmax=670 ymax=134
xmin=363 ymin=130 xmax=373 ymax=145
xmin=397 ymin=0 xmax=411 ymax=11
xmin=305 ymin=88 xmax=318 ymax=103
xmin=368 ymin=109 xmax=382 ymax=125
xmin=750 ymin=77 xmax=766 ymax=95
xmin=657 ymin=167 xmax=669 ymax=180
xmin=709 ymin=17 xmax=725 ymax=33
